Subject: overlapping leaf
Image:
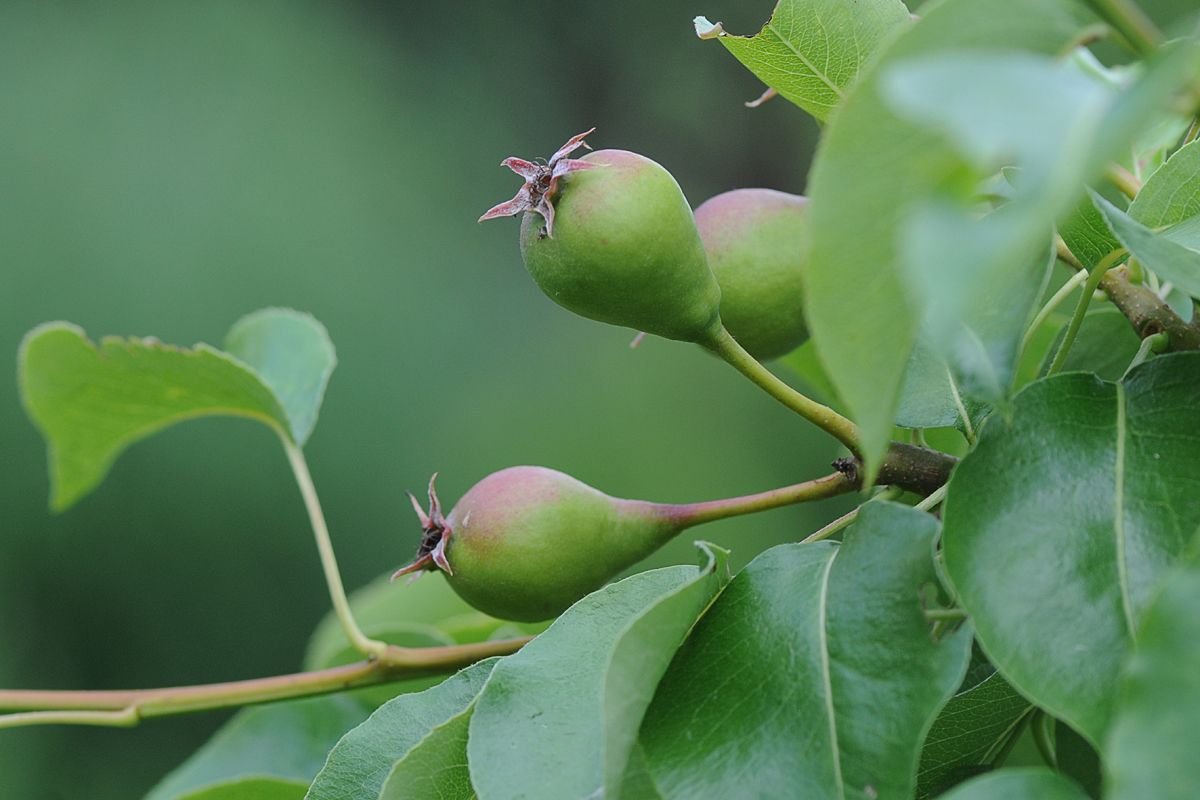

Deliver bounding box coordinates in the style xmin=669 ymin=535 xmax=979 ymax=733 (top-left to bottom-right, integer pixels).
xmin=306 ymin=659 xmax=496 ymax=800
xmin=1093 ymin=190 xmax=1200 ymax=298
xmin=145 ymin=695 xmax=370 ymax=800
xmin=693 ymin=0 xmax=911 ymax=120
xmin=1106 ymin=547 xmax=1200 ymax=800
xmin=467 ymin=543 xmax=730 ymax=800
xmin=937 ymin=768 xmax=1090 ymax=800
xmin=942 ymin=353 xmax=1200 ymax=746
xmin=640 ymin=503 xmax=972 ymax=799
xmin=19 ymin=308 xmax=334 ymax=510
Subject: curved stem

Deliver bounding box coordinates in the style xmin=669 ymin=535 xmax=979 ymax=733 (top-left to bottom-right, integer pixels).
xmin=1047 ymin=249 xmax=1127 ymax=375
xmin=800 ymin=487 xmax=904 ymax=544
xmin=659 ymin=471 xmax=857 ymax=528
xmin=1020 ymin=268 xmax=1090 ymax=357
xmin=0 ymin=637 xmax=530 ymax=729
xmin=1106 ymin=164 xmax=1142 ymax=200
xmin=1031 ymin=710 xmax=1058 ymax=768
xmin=704 ymin=325 xmax=861 ymax=455
xmin=282 ymin=438 xmax=387 ymax=659
xmin=1083 ymin=0 xmax=1162 ymax=55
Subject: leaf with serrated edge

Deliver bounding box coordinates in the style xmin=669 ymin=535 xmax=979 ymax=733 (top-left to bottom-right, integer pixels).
xmin=306 ymin=659 xmax=495 ymax=800
xmin=146 ymin=695 xmax=370 ymax=800
xmin=1106 ymin=546 xmax=1200 ymax=800
xmin=18 ymin=309 xmax=334 ymax=510
xmin=806 ymin=0 xmax=1094 ymax=480
xmin=694 ymin=0 xmax=910 ymax=121
xmin=467 ymin=543 xmax=729 ymax=800
xmin=641 ymin=503 xmax=971 ymax=799
xmin=942 ymin=353 xmax=1200 ymax=747
xmin=936 ymin=768 xmax=1090 ymax=800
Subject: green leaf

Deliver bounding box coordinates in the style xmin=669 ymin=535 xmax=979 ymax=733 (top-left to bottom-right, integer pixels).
xmin=916 ymin=648 xmax=1034 ymax=798
xmin=467 ymin=543 xmax=730 ymax=800
xmin=223 ymin=308 xmax=336 ymax=446
xmin=1106 ymin=547 xmax=1200 ymax=800
xmin=942 ymin=353 xmax=1200 ymax=747
xmin=1092 ymin=190 xmax=1200 ymax=299
xmin=178 ymin=780 xmax=308 ymax=800
xmin=693 ymin=0 xmax=911 ymax=121
xmin=805 ymin=0 xmax=1094 ymax=479
xmin=306 ymin=659 xmax=495 ymax=800
xmin=1038 ymin=304 xmax=1142 ymax=382
xmin=145 ymin=695 xmax=370 ymax=800
xmin=18 ymin=309 xmax=334 ymax=510
xmin=895 ymin=341 xmax=972 ymax=430
xmin=936 ymin=768 xmax=1090 ymax=800
xmin=378 ymin=706 xmax=476 ymax=800
xmin=1059 ymin=192 xmax=1123 ymax=270
xmin=1128 ymin=137 xmax=1200 ymax=229
xmin=641 ymin=503 xmax=972 ymax=799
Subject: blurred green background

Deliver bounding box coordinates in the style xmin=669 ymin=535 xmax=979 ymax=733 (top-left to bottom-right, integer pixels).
xmin=0 ymin=1 xmax=1194 ymax=796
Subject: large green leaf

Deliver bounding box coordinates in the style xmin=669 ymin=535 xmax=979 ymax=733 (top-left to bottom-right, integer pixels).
xmin=145 ymin=695 xmax=370 ymax=800
xmin=937 ymin=768 xmax=1090 ymax=800
xmin=1106 ymin=547 xmax=1200 ymax=800
xmin=306 ymin=659 xmax=495 ymax=800
xmin=693 ymin=0 xmax=911 ymax=121
xmin=805 ymin=0 xmax=1093 ymax=479
xmin=18 ymin=309 xmax=334 ymax=510
xmin=942 ymin=353 xmax=1200 ymax=747
xmin=467 ymin=543 xmax=730 ymax=800
xmin=1092 ymin=190 xmax=1200 ymax=299
xmin=916 ymin=649 xmax=1034 ymax=798
xmin=378 ymin=708 xmax=476 ymax=800
xmin=640 ymin=503 xmax=972 ymax=799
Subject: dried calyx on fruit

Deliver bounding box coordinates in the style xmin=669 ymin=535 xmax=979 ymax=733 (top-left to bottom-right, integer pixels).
xmin=392 ymin=465 xmax=854 ymax=622
xmin=480 ymin=129 xmax=723 ymax=344
xmin=695 ymin=189 xmax=810 ymax=360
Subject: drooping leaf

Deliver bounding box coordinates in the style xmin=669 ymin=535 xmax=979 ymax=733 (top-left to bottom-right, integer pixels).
xmin=306 ymin=659 xmax=495 ymax=800
xmin=942 ymin=353 xmax=1200 ymax=747
xmin=1038 ymin=304 xmax=1142 ymax=381
xmin=18 ymin=309 xmax=334 ymax=510
xmin=693 ymin=0 xmax=911 ymax=121
xmin=1092 ymin=190 xmax=1200 ymax=299
xmin=916 ymin=648 xmax=1034 ymax=799
xmin=805 ymin=0 xmax=1094 ymax=480
xmin=1106 ymin=547 xmax=1200 ymax=800
xmin=145 ymin=695 xmax=370 ymax=800
xmin=223 ymin=308 xmax=336 ymax=446
xmin=640 ymin=503 xmax=972 ymax=799
xmin=177 ymin=780 xmax=308 ymax=800
xmin=467 ymin=543 xmax=730 ymax=800
xmin=936 ymin=768 xmax=1091 ymax=800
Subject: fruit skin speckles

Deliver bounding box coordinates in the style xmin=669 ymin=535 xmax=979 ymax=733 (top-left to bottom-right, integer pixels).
xmin=482 ymin=131 xmax=722 ymax=344
xmin=695 ymin=188 xmax=811 ymax=361
xmin=392 ymin=466 xmax=680 ymax=622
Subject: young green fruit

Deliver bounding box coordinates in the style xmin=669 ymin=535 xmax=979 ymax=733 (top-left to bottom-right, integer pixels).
xmin=694 ymin=188 xmax=810 ymax=360
xmin=393 ymin=467 xmax=680 ymax=622
xmin=480 ymin=130 xmax=722 ymax=343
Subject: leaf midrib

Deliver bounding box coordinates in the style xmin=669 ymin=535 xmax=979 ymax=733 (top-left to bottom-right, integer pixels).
xmin=765 ymin=21 xmax=845 ymax=100
xmin=1114 ymin=381 xmax=1135 ymax=636
xmin=816 ymin=550 xmax=846 ymax=797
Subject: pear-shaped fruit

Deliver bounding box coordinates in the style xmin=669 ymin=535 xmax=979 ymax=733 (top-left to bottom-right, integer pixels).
xmin=393 ymin=467 xmax=680 ymax=622
xmin=480 ymin=130 xmax=722 ymax=344
xmin=694 ymin=188 xmax=810 ymax=360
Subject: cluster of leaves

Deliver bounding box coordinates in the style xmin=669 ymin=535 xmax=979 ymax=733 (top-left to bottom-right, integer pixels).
xmin=9 ymin=0 xmax=1200 ymax=797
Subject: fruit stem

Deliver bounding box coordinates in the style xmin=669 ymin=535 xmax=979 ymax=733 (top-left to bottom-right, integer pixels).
xmin=660 ymin=471 xmax=858 ymax=528
xmin=704 ymin=324 xmax=861 ymax=456
xmin=0 ymin=637 xmax=530 ymax=729
xmin=282 ymin=438 xmax=388 ymax=660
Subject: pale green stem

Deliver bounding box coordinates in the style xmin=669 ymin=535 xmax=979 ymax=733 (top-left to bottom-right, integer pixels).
xmin=924 ymin=608 xmax=967 ymax=622
xmin=1106 ymin=164 xmax=1142 ymax=200
xmin=915 ymin=483 xmax=948 ymax=512
xmin=282 ymin=438 xmax=387 ymax=659
xmin=1021 ymin=269 xmax=1090 ymax=357
xmin=945 ymin=368 xmax=975 ymax=445
xmin=704 ymin=325 xmax=861 ymax=456
xmin=1083 ymin=0 xmax=1162 ymax=55
xmin=0 ymin=637 xmax=530 ymax=730
xmin=1032 ymin=710 xmax=1058 ymax=768
xmin=663 ymin=471 xmax=858 ymax=528
xmin=1047 ymin=249 xmax=1128 ymax=375
xmin=1123 ymin=331 xmax=1169 ymax=376
xmin=800 ymin=487 xmax=904 ymax=544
